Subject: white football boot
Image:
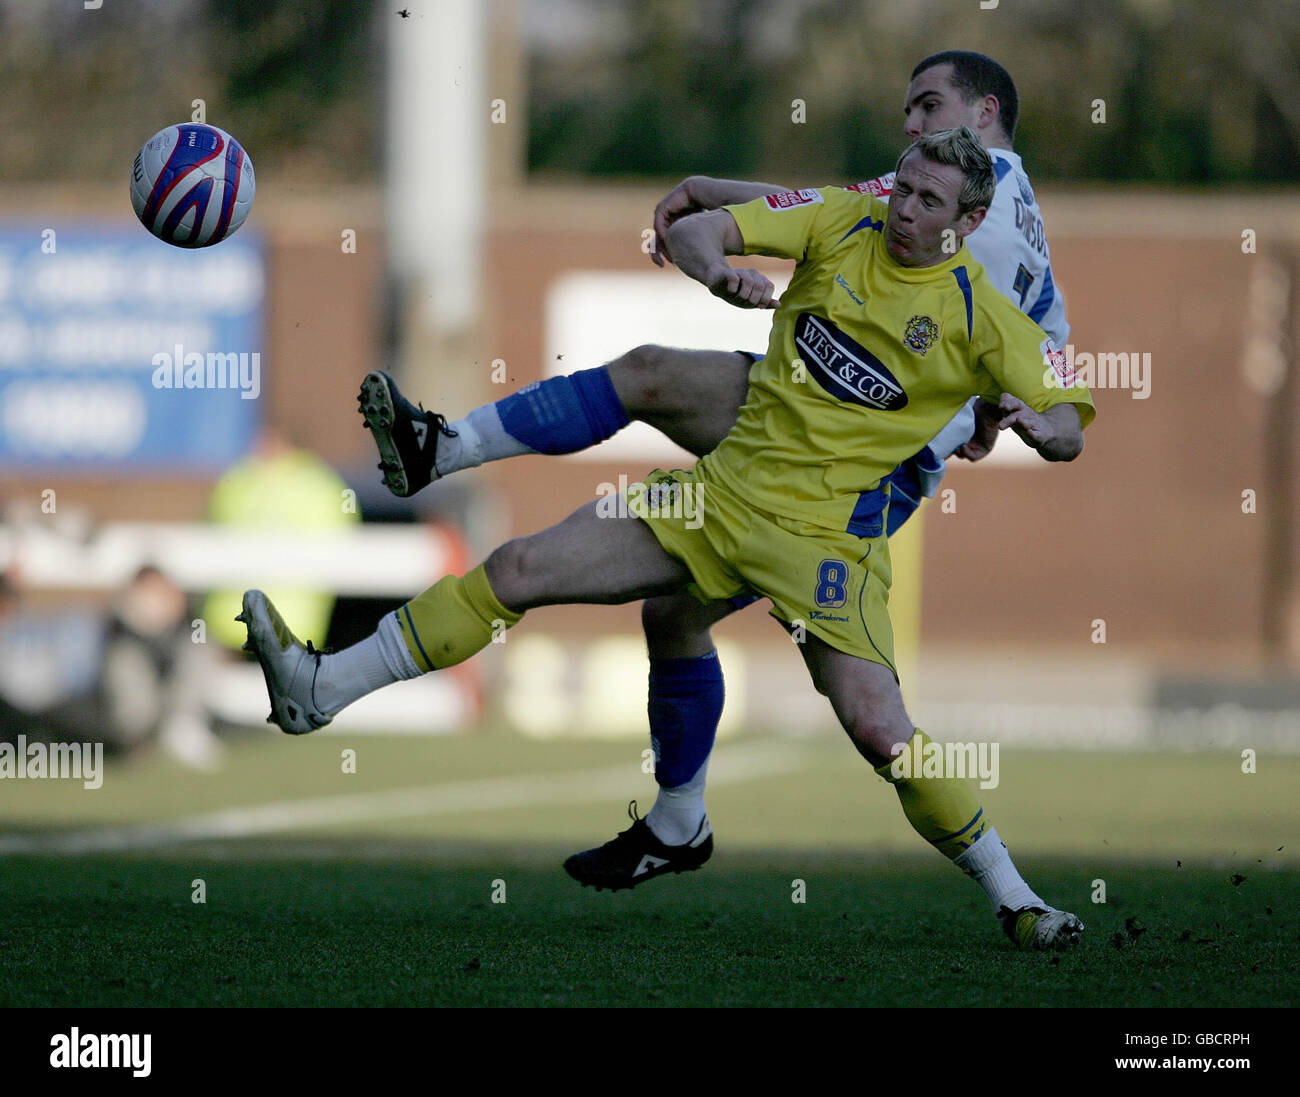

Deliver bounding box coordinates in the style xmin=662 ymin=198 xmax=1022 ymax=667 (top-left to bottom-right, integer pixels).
xmin=237 ymin=590 xmax=332 ymax=734
xmin=999 ymin=905 xmax=1085 ymax=951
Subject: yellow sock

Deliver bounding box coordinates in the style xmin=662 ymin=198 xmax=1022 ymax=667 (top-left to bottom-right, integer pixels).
xmin=875 ymin=728 xmax=988 ymax=860
xmin=396 ymin=563 xmax=522 ymax=672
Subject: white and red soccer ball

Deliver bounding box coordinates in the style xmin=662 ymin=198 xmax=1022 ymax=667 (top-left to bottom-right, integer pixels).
xmin=130 ymin=123 xmax=255 ymax=248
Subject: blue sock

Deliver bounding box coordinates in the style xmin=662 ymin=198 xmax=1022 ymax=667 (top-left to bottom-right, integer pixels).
xmin=648 ymin=651 xmax=725 ymax=788
xmin=495 ymin=367 xmax=629 ymax=455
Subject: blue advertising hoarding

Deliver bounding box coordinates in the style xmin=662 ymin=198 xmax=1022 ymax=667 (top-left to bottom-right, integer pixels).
xmin=0 ymin=224 xmax=263 ymax=472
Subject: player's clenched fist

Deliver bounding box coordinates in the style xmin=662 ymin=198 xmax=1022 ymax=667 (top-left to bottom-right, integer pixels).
xmin=704 ymin=263 xmax=779 ymax=309
xmin=955 ymin=396 xmax=1002 ymax=461
xmin=666 ymin=207 xmax=782 ymax=311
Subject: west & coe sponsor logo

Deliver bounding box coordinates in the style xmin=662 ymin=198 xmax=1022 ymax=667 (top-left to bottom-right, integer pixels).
xmin=793 ymin=313 xmax=909 ymax=410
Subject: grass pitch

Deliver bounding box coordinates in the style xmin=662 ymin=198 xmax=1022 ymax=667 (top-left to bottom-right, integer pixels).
xmin=1 ymin=730 xmax=1296 ymax=1007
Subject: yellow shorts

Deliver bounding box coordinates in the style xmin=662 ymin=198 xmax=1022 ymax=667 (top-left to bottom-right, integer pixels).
xmin=625 ymin=468 xmax=897 ymax=674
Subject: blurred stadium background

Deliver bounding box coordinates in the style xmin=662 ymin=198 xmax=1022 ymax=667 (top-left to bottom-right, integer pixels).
xmin=0 ymin=0 xmax=1298 ymax=1007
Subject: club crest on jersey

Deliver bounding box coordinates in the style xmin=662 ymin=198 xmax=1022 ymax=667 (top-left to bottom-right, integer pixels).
xmin=793 ymin=313 xmax=909 ymax=411
xmin=903 ymin=315 xmax=940 ymax=356
xmin=1041 ymin=337 xmax=1076 ymax=388
xmin=764 ymin=188 xmax=823 ymax=211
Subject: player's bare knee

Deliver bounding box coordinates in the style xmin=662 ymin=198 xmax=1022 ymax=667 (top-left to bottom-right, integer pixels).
xmin=609 ymin=344 xmax=680 ymax=416
xmin=642 ymin=597 xmax=699 ymax=646
xmin=485 ymin=536 xmax=543 ymax=606
xmin=844 ymin=709 xmax=911 ymax=767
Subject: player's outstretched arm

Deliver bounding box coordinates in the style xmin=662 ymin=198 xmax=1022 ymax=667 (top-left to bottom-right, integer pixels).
xmin=652 ymin=176 xmax=788 ymax=267
xmin=665 ymin=209 xmax=779 ymax=310
xmin=996 ymin=394 xmax=1084 ymax=461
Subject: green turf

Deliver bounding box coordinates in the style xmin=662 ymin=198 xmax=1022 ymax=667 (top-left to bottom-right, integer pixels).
xmin=1 ymin=730 xmax=1297 ymax=1006
xmin=3 ymin=731 xmax=1297 ymax=860
xmin=2 ymin=848 xmax=1295 ymax=1007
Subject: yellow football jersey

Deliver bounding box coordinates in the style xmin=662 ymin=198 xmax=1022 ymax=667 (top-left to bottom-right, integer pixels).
xmin=698 ymin=186 xmax=1096 ymax=533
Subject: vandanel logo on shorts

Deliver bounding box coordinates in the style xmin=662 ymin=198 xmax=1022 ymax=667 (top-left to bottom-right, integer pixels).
xmin=793 ymin=313 xmax=909 ymax=410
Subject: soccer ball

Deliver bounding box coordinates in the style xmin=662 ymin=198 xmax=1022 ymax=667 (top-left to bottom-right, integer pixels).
xmin=130 ymin=123 xmax=255 ymax=248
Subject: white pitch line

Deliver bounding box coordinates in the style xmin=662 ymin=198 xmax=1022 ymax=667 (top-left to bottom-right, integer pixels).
xmin=0 ymin=740 xmax=813 ymax=856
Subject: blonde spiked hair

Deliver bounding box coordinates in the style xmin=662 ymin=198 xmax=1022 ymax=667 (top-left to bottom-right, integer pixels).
xmin=894 ymin=126 xmax=995 ymax=215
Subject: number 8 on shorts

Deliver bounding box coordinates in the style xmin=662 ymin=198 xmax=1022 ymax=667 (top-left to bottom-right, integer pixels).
xmin=816 ymin=559 xmax=849 ymax=608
